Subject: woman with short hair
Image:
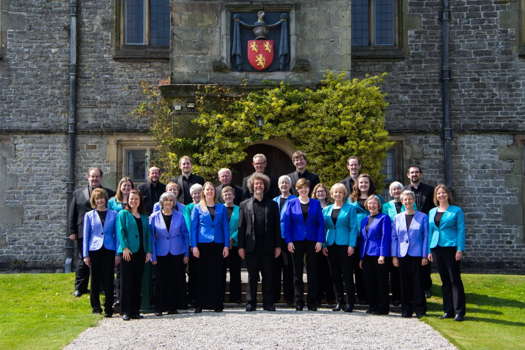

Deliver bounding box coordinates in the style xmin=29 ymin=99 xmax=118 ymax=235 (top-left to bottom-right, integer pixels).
xmin=283 ymin=178 xmax=325 ymax=311
xmin=359 ymin=195 xmax=391 ymax=315
xmin=322 ymin=183 xmax=359 ymax=312
xmin=392 ymin=190 xmax=429 ymax=318
xmin=83 ymin=188 xmax=119 ymax=317
xmin=428 ymin=184 xmax=466 ymax=321
xmin=150 ymin=192 xmax=189 ymax=316
xmin=116 ymin=189 xmax=152 ymax=321
xmin=190 ymin=182 xmax=230 ymax=313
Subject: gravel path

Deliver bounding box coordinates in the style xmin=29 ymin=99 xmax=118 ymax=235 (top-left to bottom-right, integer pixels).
xmin=65 ymin=308 xmax=455 ymax=350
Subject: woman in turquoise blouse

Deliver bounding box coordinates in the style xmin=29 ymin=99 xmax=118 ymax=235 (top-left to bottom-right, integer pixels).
xmin=428 ymin=184 xmax=466 ymax=321
xmin=322 ymin=183 xmax=358 ymax=312
xmin=108 ymin=176 xmax=134 ymax=212
xmin=221 ymin=185 xmax=241 ymax=303
xmin=116 ymin=189 xmax=152 ymax=321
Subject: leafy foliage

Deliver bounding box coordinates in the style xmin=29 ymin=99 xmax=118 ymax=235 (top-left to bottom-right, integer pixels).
xmin=134 ymin=72 xmax=393 ymax=188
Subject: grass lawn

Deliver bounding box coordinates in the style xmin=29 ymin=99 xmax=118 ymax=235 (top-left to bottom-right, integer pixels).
xmin=424 ymin=274 xmax=525 ymax=350
xmin=0 ymin=273 xmax=100 ymax=350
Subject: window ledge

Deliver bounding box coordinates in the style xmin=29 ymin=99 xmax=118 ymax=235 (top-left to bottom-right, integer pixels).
xmin=113 ymin=46 xmax=170 ymax=60
xmin=352 ymin=47 xmax=405 ymax=60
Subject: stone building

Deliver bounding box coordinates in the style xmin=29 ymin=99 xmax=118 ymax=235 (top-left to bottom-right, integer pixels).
xmin=0 ymin=0 xmax=524 ymax=271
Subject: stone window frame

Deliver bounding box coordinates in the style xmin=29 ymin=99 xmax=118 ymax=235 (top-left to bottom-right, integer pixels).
xmin=352 ymin=0 xmax=406 ymax=59
xmin=381 ymin=137 xmax=404 ymax=196
xmin=112 ymin=0 xmax=170 ymax=60
xmin=116 ymin=139 xmax=159 ymax=185
xmin=0 ymin=0 xmax=7 ymax=60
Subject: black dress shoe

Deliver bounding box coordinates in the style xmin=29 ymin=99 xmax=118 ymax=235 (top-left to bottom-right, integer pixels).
xmin=401 ymin=312 xmax=412 ymax=318
xmin=307 ymin=306 xmax=318 ymax=311
xmin=154 ymin=312 xmax=163 ymax=317
xmin=263 ymin=305 xmax=276 ymax=311
xmin=440 ymin=313 xmax=454 ymax=319
xmin=214 ymin=307 xmax=223 ymax=312
xmin=332 ymin=304 xmax=344 ymax=312
xmin=194 ymin=306 xmax=202 ymax=313
xmin=245 ymin=304 xmax=256 ymax=312
xmin=454 ymin=314 xmax=465 ymax=322
xmin=122 ymin=314 xmax=131 ymax=321
xmin=343 ymin=305 xmax=354 ymax=313
xmin=295 ymin=305 xmax=304 ymax=311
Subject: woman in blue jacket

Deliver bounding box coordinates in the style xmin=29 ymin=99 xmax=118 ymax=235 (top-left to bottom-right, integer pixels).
xmin=428 ymin=184 xmax=466 ymax=321
xmin=322 ymin=183 xmax=358 ymax=312
xmin=150 ymin=192 xmax=189 ymax=316
xmin=392 ymin=190 xmax=429 ymax=318
xmin=283 ymin=178 xmax=325 ymax=311
xmin=190 ymin=182 xmax=230 ymax=313
xmin=116 ymin=189 xmax=152 ymax=321
xmin=221 ymin=185 xmax=241 ymax=303
xmin=359 ymin=195 xmax=391 ymax=315
xmin=83 ymin=188 xmax=119 ymax=317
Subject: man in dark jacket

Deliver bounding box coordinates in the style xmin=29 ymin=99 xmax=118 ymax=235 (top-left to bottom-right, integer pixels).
xmin=138 ymin=166 xmax=166 ymax=215
xmin=68 ymin=167 xmax=115 ymax=297
xmin=287 ymin=150 xmax=320 ymax=196
xmin=241 ymin=153 xmax=278 ymax=201
xmin=238 ymin=173 xmax=281 ymax=311
xmin=340 ymin=156 xmax=361 ymax=196
xmin=215 ymin=168 xmax=243 ymax=205
xmin=174 ymin=156 xmax=204 ymax=205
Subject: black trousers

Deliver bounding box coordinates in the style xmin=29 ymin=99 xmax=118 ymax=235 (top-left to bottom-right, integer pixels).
xmin=291 ymin=240 xmax=319 ymax=307
xmin=389 ymin=260 xmax=401 ymax=303
xmin=362 ymin=255 xmax=390 ymax=313
xmin=120 ymin=251 xmax=145 ymax=316
xmin=353 ymin=246 xmax=366 ymax=303
xmin=398 ymin=256 xmax=427 ymax=315
xmin=433 ymin=246 xmax=466 ymax=317
xmin=75 ymin=238 xmax=90 ymax=293
xmin=156 ymin=253 xmax=186 ymax=312
xmin=317 ymin=253 xmax=336 ymax=304
xmin=327 ymin=245 xmax=355 ymax=306
xmin=187 ymin=253 xmax=197 ymax=305
xmin=421 ymin=262 xmax=433 ymax=292
xmin=274 ymin=245 xmax=294 ymax=304
xmin=246 ymin=254 xmax=275 ymax=307
xmin=225 ymin=246 xmax=242 ymax=303
xmin=195 ymin=243 xmax=225 ymax=309
xmin=88 ymin=247 xmax=115 ymax=313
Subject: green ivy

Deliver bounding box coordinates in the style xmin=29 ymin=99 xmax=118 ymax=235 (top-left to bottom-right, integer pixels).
xmin=134 ymin=72 xmax=393 ymax=189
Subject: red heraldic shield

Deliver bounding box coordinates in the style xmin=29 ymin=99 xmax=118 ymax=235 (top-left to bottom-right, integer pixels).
xmin=247 ymin=40 xmax=274 ymax=71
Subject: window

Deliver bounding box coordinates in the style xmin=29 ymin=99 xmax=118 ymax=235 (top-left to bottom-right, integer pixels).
xmin=381 ymin=140 xmax=404 ymax=198
xmin=116 ymin=140 xmax=159 ymax=185
xmin=352 ymin=0 xmax=404 ymax=59
xmin=113 ymin=0 xmax=170 ymax=59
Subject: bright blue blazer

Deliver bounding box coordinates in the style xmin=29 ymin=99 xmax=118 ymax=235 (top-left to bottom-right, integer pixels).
xmin=190 ymin=203 xmax=230 ymax=248
xmin=282 ymin=198 xmax=325 ymax=244
xmin=149 ymin=210 xmax=189 ymax=261
xmin=392 ymin=211 xmax=429 ymax=258
xmin=359 ymin=213 xmax=392 ymax=259
xmin=273 ymin=194 xmax=297 ymax=239
xmin=226 ymin=205 xmax=240 ymax=247
xmin=153 ymin=201 xmax=185 ymax=213
xmin=428 ymin=205 xmax=466 ymax=251
xmin=82 ymin=209 xmax=118 ymax=257
xmin=108 ymin=197 xmax=125 ymax=212
xmin=322 ymin=202 xmax=359 ymax=247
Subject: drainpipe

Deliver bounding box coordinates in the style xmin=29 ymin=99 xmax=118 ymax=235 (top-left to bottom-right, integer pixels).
xmin=440 ymin=0 xmax=453 ymax=188
xmin=65 ymin=0 xmax=78 ymax=272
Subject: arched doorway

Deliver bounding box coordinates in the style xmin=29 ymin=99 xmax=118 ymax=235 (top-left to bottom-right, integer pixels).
xmin=231 ymin=143 xmax=295 ymax=186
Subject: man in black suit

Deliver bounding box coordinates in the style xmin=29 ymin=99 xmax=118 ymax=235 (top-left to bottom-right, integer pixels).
xmin=215 ymin=168 xmax=243 ymax=205
xmin=238 ymin=173 xmax=281 ymax=311
xmin=138 ymin=166 xmax=166 ymax=215
xmin=340 ymin=156 xmax=361 ymax=196
xmin=287 ymin=150 xmax=320 ymax=197
xmin=174 ymin=156 xmax=205 ymax=205
xmin=68 ymin=167 xmax=115 ymax=297
xmin=405 ymin=165 xmax=435 ymax=298
xmin=241 ymin=153 xmax=278 ymax=201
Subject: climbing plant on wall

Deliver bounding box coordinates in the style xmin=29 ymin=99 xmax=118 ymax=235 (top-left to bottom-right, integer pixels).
xmin=134 ymin=72 xmax=393 ymax=188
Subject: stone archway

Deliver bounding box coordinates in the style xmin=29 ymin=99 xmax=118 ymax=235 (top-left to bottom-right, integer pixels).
xmin=231 ymin=141 xmax=295 ymax=186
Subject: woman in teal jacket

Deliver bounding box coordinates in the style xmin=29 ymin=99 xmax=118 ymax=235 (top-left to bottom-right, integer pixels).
xmin=322 ymin=183 xmax=358 ymax=312
xmin=116 ymin=189 xmax=152 ymax=321
xmin=221 ymin=185 xmax=241 ymax=303
xmin=428 ymin=184 xmax=466 ymax=321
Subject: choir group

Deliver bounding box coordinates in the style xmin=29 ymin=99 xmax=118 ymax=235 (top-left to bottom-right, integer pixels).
xmin=73 ymin=152 xmax=466 ymax=322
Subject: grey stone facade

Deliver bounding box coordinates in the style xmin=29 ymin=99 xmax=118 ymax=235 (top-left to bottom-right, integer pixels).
xmin=0 ymin=0 xmax=524 ymax=270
